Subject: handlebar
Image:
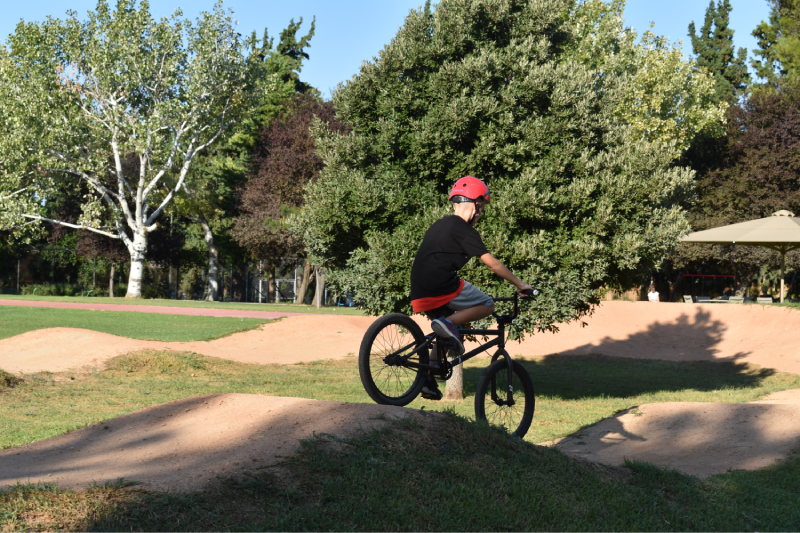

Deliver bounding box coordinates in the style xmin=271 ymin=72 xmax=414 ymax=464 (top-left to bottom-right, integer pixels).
xmin=491 ymin=288 xmax=539 ymax=322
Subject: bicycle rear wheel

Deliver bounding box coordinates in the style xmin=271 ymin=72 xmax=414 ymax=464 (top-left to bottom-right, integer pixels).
xmin=359 ymin=313 xmax=429 ymax=406
xmin=474 ymin=357 xmax=535 ymax=438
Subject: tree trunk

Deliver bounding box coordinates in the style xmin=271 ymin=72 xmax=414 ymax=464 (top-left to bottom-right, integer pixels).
xmin=197 ymin=217 xmax=220 ymax=301
xmin=269 ymin=267 xmax=276 ymax=303
xmin=168 ymin=264 xmax=174 ymax=296
xmin=312 ymin=267 xmax=326 ymax=307
xmin=445 ymin=363 xmax=464 ymax=400
xmin=243 ymin=265 xmax=248 ymax=302
xmin=109 ymin=262 xmax=115 ymax=298
xmin=125 ymin=231 xmax=148 ymax=299
xmin=295 ymin=261 xmax=314 ymax=304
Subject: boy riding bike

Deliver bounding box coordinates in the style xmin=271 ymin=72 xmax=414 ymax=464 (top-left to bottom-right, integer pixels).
xmin=410 ymin=176 xmax=532 ymax=400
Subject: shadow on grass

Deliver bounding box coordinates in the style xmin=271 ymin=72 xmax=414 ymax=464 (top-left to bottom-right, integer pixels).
xmin=461 ymin=355 xmax=775 ymax=402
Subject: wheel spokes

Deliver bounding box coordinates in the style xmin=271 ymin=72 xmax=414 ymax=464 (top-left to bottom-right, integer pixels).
xmin=370 ymin=324 xmax=422 ymax=398
xmin=483 ymin=371 xmax=526 ymax=432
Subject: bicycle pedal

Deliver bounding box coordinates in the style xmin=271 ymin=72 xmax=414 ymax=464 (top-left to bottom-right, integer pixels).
xmin=421 ymin=390 xmax=443 ymax=401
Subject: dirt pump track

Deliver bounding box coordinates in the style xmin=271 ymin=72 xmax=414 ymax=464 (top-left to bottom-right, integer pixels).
xmin=1 ymin=301 xmax=800 ymax=489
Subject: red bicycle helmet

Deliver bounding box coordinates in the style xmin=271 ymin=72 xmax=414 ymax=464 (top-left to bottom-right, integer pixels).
xmin=449 ymin=176 xmax=490 ymax=203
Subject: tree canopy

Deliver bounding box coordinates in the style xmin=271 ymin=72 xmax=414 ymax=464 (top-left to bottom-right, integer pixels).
xmin=173 ymin=19 xmax=316 ymax=300
xmin=570 ymin=0 xmax=725 ymax=154
xmin=294 ymin=0 xmax=713 ymax=336
xmin=235 ymin=94 xmax=349 ymax=264
xmin=688 ymin=0 xmax=750 ymax=102
xmin=752 ymin=0 xmax=800 ymax=83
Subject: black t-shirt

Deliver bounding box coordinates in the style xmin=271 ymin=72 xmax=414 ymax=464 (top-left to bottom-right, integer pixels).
xmin=410 ymin=215 xmax=489 ymax=300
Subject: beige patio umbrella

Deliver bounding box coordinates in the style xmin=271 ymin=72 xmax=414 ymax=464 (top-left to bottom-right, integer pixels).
xmin=680 ymin=210 xmax=800 ymax=303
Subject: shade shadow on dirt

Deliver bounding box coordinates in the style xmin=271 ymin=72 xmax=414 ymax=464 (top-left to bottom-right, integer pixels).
xmin=484 ymin=306 xmax=772 ymax=400
xmin=556 ymin=400 xmax=800 ymax=477
xmin=0 ymin=394 xmax=437 ymax=493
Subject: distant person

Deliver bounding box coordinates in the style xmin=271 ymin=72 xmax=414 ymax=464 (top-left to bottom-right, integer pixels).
xmin=647 ymin=284 xmax=659 ymax=302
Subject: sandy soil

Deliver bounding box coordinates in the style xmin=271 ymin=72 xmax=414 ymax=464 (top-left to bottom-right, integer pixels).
xmin=513 ymin=301 xmax=800 ymax=374
xmin=0 ymin=394 xmax=438 ymax=492
xmin=0 ymin=315 xmax=377 ymax=373
xmin=6 ymin=301 xmax=799 ymax=374
xmin=2 ymin=301 xmax=800 ymax=487
xmin=0 ymin=298 xmax=304 ymax=319
xmin=551 ymin=394 xmax=800 ymax=477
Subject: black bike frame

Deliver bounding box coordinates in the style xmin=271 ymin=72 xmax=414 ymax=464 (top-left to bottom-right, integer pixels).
xmin=388 ymin=294 xmax=526 ymax=404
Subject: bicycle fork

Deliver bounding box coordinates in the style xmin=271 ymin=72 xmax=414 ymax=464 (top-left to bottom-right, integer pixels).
xmin=489 ymin=320 xmax=515 ymax=406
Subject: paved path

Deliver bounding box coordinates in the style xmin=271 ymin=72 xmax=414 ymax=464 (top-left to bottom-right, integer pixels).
xmin=0 ymin=299 xmax=305 ymax=319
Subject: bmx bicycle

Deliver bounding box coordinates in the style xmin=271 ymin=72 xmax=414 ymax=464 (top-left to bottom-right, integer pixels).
xmin=358 ymin=289 xmax=538 ymax=437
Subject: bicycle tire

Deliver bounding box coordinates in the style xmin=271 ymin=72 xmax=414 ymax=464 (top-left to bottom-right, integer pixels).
xmin=474 ymin=357 xmax=535 ymax=438
xmin=359 ymin=313 xmax=429 ymax=406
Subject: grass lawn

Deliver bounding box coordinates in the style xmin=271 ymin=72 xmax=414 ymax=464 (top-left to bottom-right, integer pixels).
xmin=0 ymin=306 xmax=271 ymax=342
xmin=2 ymin=349 xmax=800 ymax=530
xmin=0 ymin=294 xmax=365 ymax=315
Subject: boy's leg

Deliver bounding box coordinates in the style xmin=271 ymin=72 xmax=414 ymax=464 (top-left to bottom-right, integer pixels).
xmin=430 ymin=281 xmax=494 ymax=355
xmin=421 ymin=308 xmax=450 ymax=401
xmin=441 ymin=281 xmax=495 ymax=325
xmin=447 ymin=303 xmax=494 ymax=325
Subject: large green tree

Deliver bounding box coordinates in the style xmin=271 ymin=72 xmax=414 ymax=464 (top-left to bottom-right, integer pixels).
xmin=0 ymin=0 xmax=274 ymax=298
xmin=294 ymin=0 xmax=712 ymax=336
xmin=571 ymin=0 xmax=725 ymax=154
xmin=688 ymin=0 xmax=751 ymax=101
xmin=752 ymin=0 xmax=800 ymax=83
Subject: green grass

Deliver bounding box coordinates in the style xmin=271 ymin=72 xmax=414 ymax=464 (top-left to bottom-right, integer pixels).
xmin=2 ymin=351 xmax=798 ymax=449
xmin=2 ymin=415 xmax=799 ymax=531
xmin=0 ymin=306 xmax=271 ymax=342
xmin=0 ymin=294 xmax=365 ymax=315
xmin=2 ymin=351 xmax=800 ymax=530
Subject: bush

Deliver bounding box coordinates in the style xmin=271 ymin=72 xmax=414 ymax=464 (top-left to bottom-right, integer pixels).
xmin=0 ymin=369 xmax=21 ymax=390
xmin=18 ymin=282 xmax=171 ymax=298
xmin=21 ymin=283 xmax=83 ymax=296
xmin=142 ymin=284 xmax=169 ymax=299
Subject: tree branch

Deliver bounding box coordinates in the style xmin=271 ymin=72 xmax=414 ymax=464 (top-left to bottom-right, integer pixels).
xmin=0 ymin=187 xmax=29 ymax=200
xmin=20 ymin=214 xmax=121 ymax=238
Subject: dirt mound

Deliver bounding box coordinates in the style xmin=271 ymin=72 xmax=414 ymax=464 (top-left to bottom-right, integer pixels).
xmin=514 ymin=301 xmax=800 ymax=374
xmin=0 ymin=314 xmax=376 ymax=373
xmin=3 ymin=302 xmax=800 ymax=485
xmin=0 ymin=394 xmax=437 ymax=492
xmin=552 ymin=390 xmax=800 ymax=477
xmin=4 ymin=301 xmax=799 ymax=375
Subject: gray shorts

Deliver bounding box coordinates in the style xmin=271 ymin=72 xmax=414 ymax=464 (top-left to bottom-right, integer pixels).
xmin=447 ymin=281 xmax=494 ymax=311
xmin=423 ymin=281 xmax=494 ymax=319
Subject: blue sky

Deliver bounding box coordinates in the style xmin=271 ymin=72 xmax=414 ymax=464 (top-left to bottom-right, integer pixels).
xmin=2 ymin=1 xmax=772 ymax=99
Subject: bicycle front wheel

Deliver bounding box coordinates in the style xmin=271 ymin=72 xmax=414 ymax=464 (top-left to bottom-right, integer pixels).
xmin=474 ymin=357 xmax=535 ymax=438
xmin=358 ymin=313 xmax=429 ymax=406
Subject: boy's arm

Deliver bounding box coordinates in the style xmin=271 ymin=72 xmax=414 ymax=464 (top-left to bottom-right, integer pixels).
xmin=480 ymin=253 xmax=533 ymax=294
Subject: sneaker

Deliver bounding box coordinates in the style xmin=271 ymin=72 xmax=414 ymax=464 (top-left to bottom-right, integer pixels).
xmin=421 ymin=376 xmax=443 ymax=401
xmin=431 ymin=318 xmax=465 ymax=356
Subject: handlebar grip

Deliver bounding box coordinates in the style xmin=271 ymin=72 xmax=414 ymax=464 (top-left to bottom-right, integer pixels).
xmin=520 ymin=288 xmax=538 ymax=297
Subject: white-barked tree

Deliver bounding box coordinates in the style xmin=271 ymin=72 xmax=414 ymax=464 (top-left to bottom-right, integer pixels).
xmin=0 ymin=0 xmax=275 ymax=297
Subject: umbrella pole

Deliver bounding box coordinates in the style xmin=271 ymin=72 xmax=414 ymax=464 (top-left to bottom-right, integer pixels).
xmin=781 ymin=252 xmax=786 ymax=303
